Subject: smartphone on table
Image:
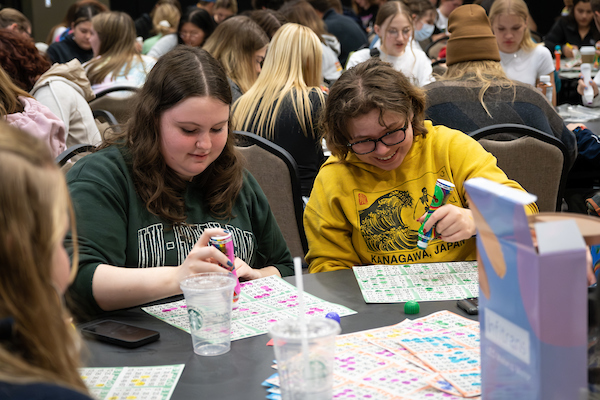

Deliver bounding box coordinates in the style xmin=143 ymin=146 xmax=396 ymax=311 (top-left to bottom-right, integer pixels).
xmin=81 ymin=320 xmax=160 ymax=348
xmin=456 ymin=297 xmax=479 ymax=315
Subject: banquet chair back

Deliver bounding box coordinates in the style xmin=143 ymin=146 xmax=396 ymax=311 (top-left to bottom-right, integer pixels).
xmin=234 ymin=131 xmax=308 ymax=260
xmin=89 ymin=86 xmax=138 ymax=125
xmin=55 ymin=143 xmax=97 ymax=174
xmin=469 ymin=123 xmax=568 ymax=212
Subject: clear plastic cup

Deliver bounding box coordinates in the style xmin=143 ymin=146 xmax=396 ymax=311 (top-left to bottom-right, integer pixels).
xmin=269 ymin=317 xmax=340 ymax=400
xmin=180 ymin=272 xmax=236 ymax=356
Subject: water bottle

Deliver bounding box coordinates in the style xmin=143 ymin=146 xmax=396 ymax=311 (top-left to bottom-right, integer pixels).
xmin=554 ymin=45 xmax=561 ymax=72
xmin=581 ymin=63 xmax=594 ymax=105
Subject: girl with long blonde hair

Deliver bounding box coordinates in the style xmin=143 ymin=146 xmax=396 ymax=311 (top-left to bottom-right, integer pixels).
xmin=232 ymin=23 xmax=326 ymax=198
xmin=489 ymin=0 xmax=556 ymax=105
xmin=0 ymin=122 xmax=90 ymax=399
xmin=85 ymin=11 xmax=156 ymax=95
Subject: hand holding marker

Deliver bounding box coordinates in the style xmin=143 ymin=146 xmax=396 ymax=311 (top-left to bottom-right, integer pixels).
xmin=210 ymin=231 xmax=241 ymax=307
xmin=417 ymin=179 xmax=455 ymax=250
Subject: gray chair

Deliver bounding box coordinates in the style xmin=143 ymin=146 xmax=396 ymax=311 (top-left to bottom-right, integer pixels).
xmin=234 ymin=131 xmax=308 ymax=261
xmin=92 ymin=109 xmax=119 ymax=141
xmin=469 ymin=123 xmax=568 ymax=212
xmin=89 ymin=86 xmax=138 ymax=125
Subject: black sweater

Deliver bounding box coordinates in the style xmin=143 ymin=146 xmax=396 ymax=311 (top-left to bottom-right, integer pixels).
xmin=47 ymin=34 xmax=93 ymax=64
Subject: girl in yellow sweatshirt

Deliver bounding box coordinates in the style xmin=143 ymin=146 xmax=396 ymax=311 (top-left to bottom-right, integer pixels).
xmin=304 ymin=57 xmax=537 ymax=273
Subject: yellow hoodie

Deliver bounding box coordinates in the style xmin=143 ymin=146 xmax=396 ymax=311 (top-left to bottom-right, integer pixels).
xmin=304 ymin=121 xmax=538 ymax=273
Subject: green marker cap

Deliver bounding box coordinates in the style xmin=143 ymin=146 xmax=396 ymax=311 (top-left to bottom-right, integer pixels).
xmin=404 ymin=300 xmax=420 ymax=314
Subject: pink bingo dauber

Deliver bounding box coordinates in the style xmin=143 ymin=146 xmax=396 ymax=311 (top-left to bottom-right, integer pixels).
xmin=210 ymin=231 xmax=241 ymax=306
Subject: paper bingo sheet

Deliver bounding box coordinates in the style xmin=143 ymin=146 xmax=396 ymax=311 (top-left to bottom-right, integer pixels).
xmin=353 ymin=261 xmax=479 ymax=303
xmin=264 ymin=310 xmax=481 ymax=399
xmin=142 ymin=275 xmax=357 ymax=341
xmin=80 ymin=364 xmax=184 ymax=400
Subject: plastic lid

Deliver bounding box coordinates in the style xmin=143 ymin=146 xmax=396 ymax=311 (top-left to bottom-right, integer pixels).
xmin=539 ymin=75 xmax=551 ymax=83
xmin=581 ymin=46 xmax=596 ymax=55
xmin=404 ymin=300 xmax=420 ymax=314
xmin=555 ymin=45 xmax=561 ymax=50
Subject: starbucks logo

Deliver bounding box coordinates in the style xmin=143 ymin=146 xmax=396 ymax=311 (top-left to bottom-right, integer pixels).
xmin=187 ymin=307 xmax=203 ymax=331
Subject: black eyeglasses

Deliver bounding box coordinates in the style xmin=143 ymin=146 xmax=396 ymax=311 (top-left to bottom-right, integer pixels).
xmin=347 ymin=122 xmax=409 ymax=155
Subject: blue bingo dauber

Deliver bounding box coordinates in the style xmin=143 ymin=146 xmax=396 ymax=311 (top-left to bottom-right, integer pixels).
xmin=325 ymin=312 xmax=340 ymax=324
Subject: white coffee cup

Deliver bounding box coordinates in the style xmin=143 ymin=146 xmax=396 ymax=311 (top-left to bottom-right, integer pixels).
xmin=581 ymin=46 xmax=596 ymax=64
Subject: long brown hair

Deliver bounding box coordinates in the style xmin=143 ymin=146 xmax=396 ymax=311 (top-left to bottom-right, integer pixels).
xmin=323 ymin=57 xmax=427 ymax=159
xmin=279 ymin=0 xmax=329 ymax=41
xmin=0 ymin=121 xmax=85 ymax=393
xmin=203 ymin=16 xmax=269 ymax=94
xmin=244 ymin=9 xmax=286 ymax=39
xmin=102 ymin=46 xmax=243 ymax=223
xmin=86 ymin=12 xmax=146 ymax=85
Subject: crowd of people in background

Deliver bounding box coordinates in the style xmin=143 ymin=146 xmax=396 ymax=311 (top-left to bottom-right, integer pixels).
xmin=1 ymin=0 xmax=599 ymax=397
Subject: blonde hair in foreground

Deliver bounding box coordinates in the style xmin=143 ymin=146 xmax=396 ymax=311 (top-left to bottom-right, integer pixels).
xmin=0 ymin=122 xmax=86 ymax=393
xmin=232 ymin=23 xmax=324 ymax=140
xmin=489 ymin=0 xmax=536 ymax=51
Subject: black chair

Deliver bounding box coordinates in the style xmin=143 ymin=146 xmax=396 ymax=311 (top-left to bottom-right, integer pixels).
xmin=431 ymin=58 xmax=447 ymax=76
xmin=56 ymin=143 xmax=96 ymax=170
xmin=424 ymin=36 xmax=448 ymax=60
xmin=469 ymin=123 xmax=569 ymax=212
xmin=92 ymin=109 xmax=118 ymax=126
xmin=234 ymin=131 xmax=308 ymax=261
xmin=89 ymin=86 xmax=139 ymax=125
xmin=92 ymin=109 xmax=120 ymax=141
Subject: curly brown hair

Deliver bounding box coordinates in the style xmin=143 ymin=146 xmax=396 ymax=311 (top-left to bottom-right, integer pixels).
xmin=101 ymin=46 xmax=244 ymax=224
xmin=0 ymin=30 xmax=50 ymax=92
xmin=323 ymin=57 xmax=428 ymax=159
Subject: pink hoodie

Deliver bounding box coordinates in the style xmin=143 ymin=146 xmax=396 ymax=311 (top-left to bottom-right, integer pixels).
xmin=5 ymin=96 xmax=66 ymax=158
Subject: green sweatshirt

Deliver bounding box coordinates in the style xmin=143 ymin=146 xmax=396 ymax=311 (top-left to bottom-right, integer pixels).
xmin=66 ymin=145 xmax=293 ymax=316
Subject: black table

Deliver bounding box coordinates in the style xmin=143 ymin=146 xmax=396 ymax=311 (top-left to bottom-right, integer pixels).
xmin=81 ymin=269 xmax=477 ymax=400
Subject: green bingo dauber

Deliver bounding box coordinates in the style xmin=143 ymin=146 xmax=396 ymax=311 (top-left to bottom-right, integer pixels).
xmin=417 ymin=179 xmax=455 ymax=250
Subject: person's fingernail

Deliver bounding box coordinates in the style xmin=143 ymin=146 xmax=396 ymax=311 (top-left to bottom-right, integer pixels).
xmin=227 ymin=261 xmax=233 ymax=267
